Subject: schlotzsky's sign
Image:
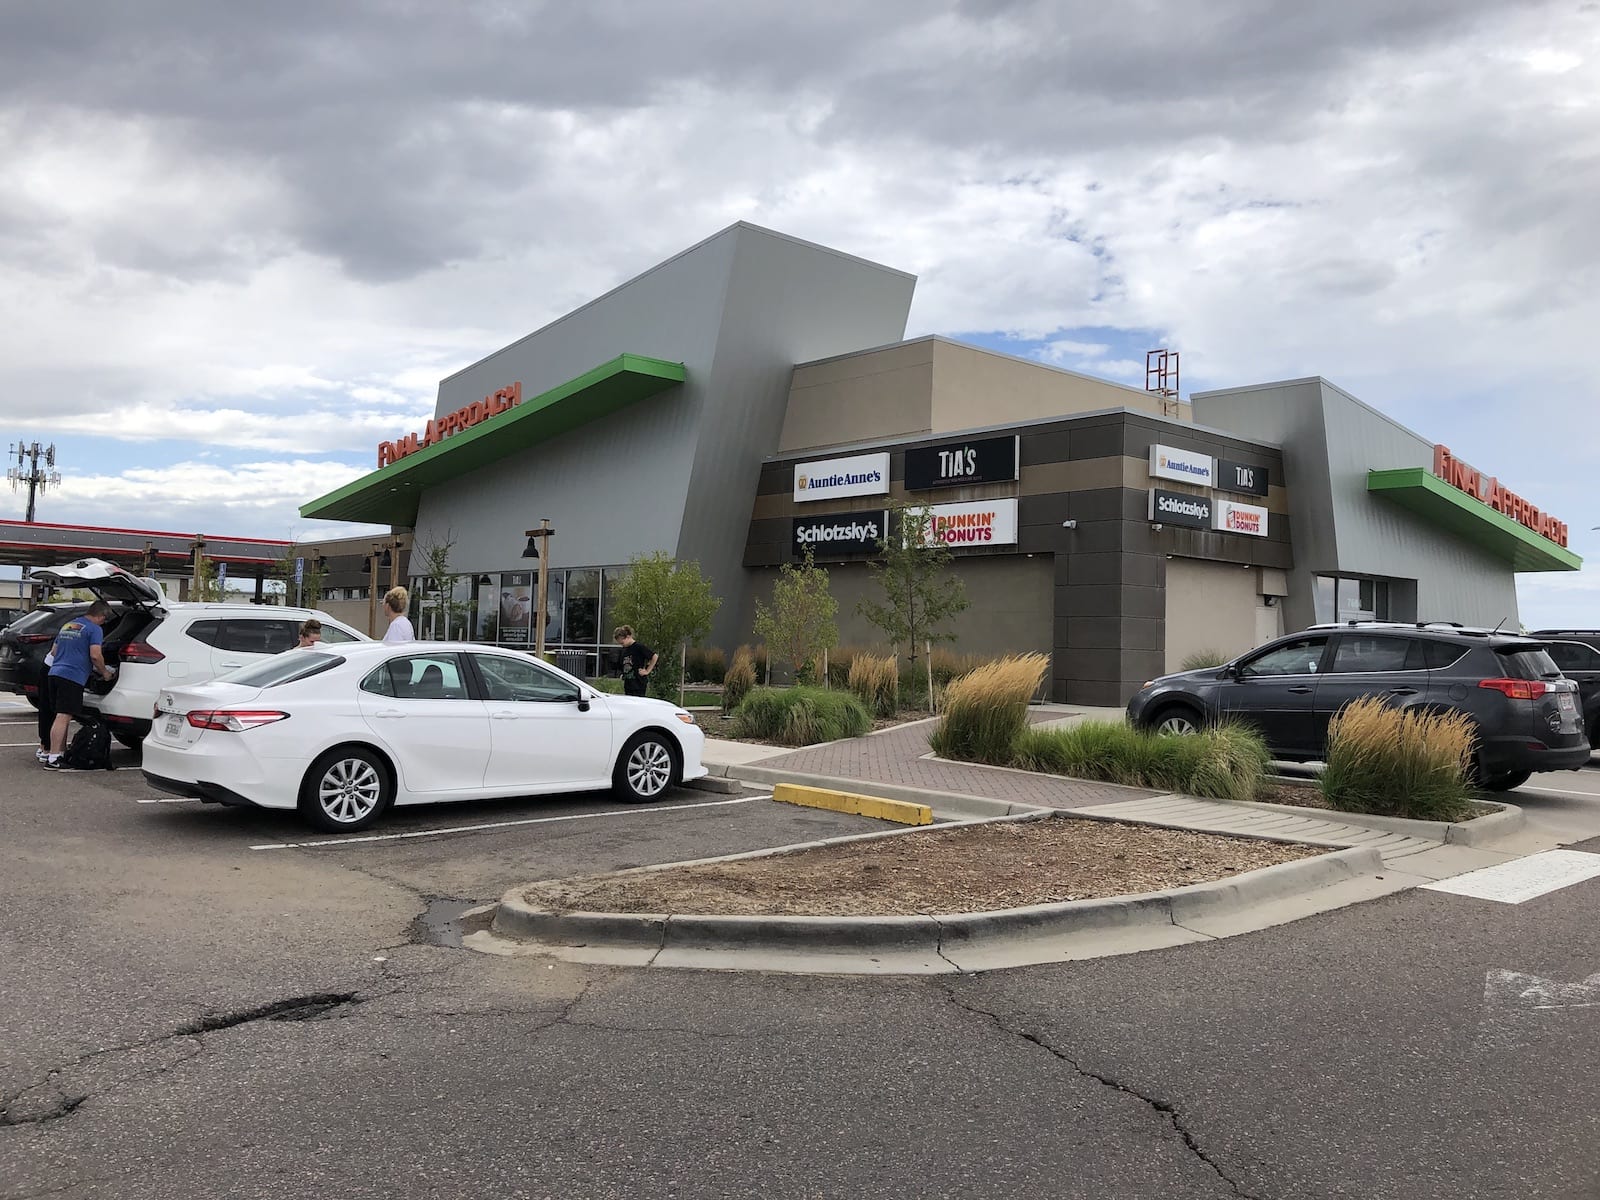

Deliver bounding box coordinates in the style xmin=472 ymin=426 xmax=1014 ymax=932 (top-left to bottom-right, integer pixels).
xmin=1433 ymin=445 xmax=1569 ymax=548
xmin=378 ymin=383 xmax=523 ymax=467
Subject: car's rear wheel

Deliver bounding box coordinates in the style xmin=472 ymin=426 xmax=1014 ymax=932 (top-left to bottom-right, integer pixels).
xmin=299 ymin=747 xmax=393 ymax=832
xmin=613 ymin=731 xmax=678 ymax=803
xmin=1482 ymin=769 xmax=1532 ymax=793
xmin=1150 ymin=705 xmax=1204 ymax=736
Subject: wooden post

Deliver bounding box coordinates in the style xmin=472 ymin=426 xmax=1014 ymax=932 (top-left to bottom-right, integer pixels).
xmin=822 ymin=646 xmax=829 ymax=689
xmin=533 ymin=519 xmax=551 ymax=659
xmin=367 ymin=548 xmax=380 ymax=637
xmin=190 ymin=538 xmax=206 ymax=601
xmin=926 ymin=639 xmax=935 ymax=713
xmin=679 ymin=639 xmax=687 ymax=707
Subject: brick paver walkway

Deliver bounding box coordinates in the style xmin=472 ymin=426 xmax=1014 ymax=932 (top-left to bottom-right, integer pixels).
xmin=756 ymin=719 xmax=1164 ymax=809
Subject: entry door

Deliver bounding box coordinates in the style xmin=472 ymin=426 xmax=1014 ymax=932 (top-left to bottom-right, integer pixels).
xmin=356 ymin=653 xmax=491 ymax=795
xmin=1217 ymin=635 xmax=1330 ymax=757
xmin=468 ymin=653 xmax=614 ymax=789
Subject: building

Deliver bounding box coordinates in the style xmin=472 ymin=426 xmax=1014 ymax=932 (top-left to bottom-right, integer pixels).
xmin=302 ymin=223 xmax=1579 ymax=702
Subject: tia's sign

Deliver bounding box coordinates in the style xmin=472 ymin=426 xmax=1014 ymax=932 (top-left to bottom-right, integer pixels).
xmin=378 ymin=383 xmax=522 ymax=467
xmin=1432 ymin=445 xmax=1568 ymax=548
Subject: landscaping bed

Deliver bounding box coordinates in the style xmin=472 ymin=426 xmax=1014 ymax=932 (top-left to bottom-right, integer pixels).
xmin=521 ymin=816 xmax=1322 ymax=917
xmin=696 ymin=708 xmax=932 ymax=746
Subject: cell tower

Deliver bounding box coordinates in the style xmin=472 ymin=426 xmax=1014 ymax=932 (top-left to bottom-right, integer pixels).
xmin=8 ymin=441 xmax=62 ymax=522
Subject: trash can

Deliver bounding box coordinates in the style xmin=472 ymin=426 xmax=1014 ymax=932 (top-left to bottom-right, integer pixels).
xmin=554 ymin=649 xmax=589 ymax=679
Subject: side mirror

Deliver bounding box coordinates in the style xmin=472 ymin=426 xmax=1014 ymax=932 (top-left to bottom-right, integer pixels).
xmin=1220 ymin=664 xmax=1240 ymax=681
xmin=576 ymin=693 xmax=592 ymax=713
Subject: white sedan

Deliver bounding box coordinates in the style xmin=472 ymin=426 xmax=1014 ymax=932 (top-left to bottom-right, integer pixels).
xmin=140 ymin=641 xmax=708 ymax=832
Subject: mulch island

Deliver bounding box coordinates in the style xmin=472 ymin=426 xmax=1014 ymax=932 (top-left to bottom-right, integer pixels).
xmin=522 ymin=816 xmax=1323 ymax=917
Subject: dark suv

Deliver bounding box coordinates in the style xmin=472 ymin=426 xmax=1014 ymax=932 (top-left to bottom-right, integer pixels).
xmin=1127 ymin=622 xmax=1591 ymax=790
xmin=1542 ymin=639 xmax=1600 ymax=747
xmin=0 ymin=603 xmax=92 ymax=707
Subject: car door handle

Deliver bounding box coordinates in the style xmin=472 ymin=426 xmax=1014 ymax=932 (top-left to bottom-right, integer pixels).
xmin=218 ymin=661 xmax=245 ymax=669
xmin=1288 ymin=686 xmax=1313 ymax=694
xmin=372 ymin=709 xmax=404 ymax=719
xmin=1385 ymin=687 xmax=1418 ymax=696
xmin=490 ymin=711 xmax=518 ymax=720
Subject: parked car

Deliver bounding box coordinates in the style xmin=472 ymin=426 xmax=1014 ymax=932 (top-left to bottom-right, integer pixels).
xmin=139 ymin=641 xmax=708 ymax=831
xmin=1127 ymin=622 xmax=1590 ymax=791
xmin=1532 ymin=630 xmax=1600 ymax=656
xmin=0 ymin=602 xmax=92 ymax=706
xmin=29 ymin=558 xmax=367 ymax=747
xmin=1544 ymin=639 xmax=1600 ymax=746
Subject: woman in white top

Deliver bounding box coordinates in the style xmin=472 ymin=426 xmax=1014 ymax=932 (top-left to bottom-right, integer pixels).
xmin=382 ymin=586 xmax=415 ymax=642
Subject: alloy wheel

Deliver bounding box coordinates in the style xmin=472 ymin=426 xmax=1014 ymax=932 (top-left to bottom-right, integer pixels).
xmin=626 ymin=740 xmax=673 ymax=798
xmin=1156 ymin=713 xmax=1199 ymax=736
xmin=318 ymin=757 xmax=383 ymax=824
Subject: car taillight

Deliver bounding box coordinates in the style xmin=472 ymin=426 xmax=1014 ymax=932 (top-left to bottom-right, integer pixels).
xmin=1478 ymin=678 xmax=1549 ymax=700
xmin=120 ymin=643 xmax=165 ymax=664
xmin=186 ymin=710 xmax=290 ymax=732
xmin=18 ymin=633 xmax=53 ymax=644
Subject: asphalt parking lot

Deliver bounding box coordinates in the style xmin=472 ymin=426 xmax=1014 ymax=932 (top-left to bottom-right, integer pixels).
xmin=8 ymin=700 xmax=1600 ymax=1199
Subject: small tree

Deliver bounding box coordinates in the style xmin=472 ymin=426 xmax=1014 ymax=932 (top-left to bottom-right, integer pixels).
xmin=608 ymin=552 xmax=722 ymax=700
xmin=191 ymin=555 xmax=227 ymax=603
xmin=857 ymin=502 xmax=969 ymax=666
xmin=754 ymin=552 xmax=838 ymax=685
xmin=413 ymin=530 xmax=458 ymax=639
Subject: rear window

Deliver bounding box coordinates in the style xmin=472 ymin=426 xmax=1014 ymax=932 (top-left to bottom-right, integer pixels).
xmin=1418 ymin=640 xmax=1467 ymax=670
xmin=185 ymin=619 xmax=223 ymax=647
xmin=219 ymin=651 xmax=345 ymax=688
xmin=1496 ymin=647 xmax=1561 ymax=680
xmin=1548 ymin=642 xmax=1600 ymax=672
xmin=5 ymin=609 xmax=74 ymax=635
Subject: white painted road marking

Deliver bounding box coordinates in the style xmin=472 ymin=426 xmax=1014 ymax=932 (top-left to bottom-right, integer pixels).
xmin=250 ymin=794 xmax=769 ymax=850
xmin=1483 ymin=968 xmax=1600 ymax=1014
xmin=137 ymin=796 xmax=198 ymax=804
xmin=1424 ymin=850 xmax=1600 ymax=904
xmin=0 ymin=741 xmax=42 ymax=747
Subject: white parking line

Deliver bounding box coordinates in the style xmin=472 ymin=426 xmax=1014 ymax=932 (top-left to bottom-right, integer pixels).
xmin=1423 ymin=850 xmax=1600 ymax=904
xmin=138 ymin=796 xmax=198 ymax=804
xmin=0 ymin=741 xmax=41 ymax=747
xmin=250 ymin=794 xmax=770 ymax=850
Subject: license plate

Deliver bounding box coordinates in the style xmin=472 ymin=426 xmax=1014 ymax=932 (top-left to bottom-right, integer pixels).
xmin=164 ymin=714 xmax=183 ymax=737
xmin=1559 ymin=693 xmax=1577 ymax=715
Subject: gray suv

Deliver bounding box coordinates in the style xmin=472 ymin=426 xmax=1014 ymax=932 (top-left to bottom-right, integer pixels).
xmin=1127 ymin=622 xmax=1590 ymax=791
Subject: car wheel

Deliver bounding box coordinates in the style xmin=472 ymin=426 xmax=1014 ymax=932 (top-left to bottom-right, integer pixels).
xmin=111 ymin=729 xmax=144 ymax=751
xmin=1151 ymin=706 xmax=1204 ymax=736
xmin=613 ymin=731 xmax=678 ymax=803
xmin=24 ymin=693 xmax=40 ymax=710
xmin=1482 ymin=769 xmax=1532 ymax=793
xmin=299 ymin=747 xmax=393 ymax=833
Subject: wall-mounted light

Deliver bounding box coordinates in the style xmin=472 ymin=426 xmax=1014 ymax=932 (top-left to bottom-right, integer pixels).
xmin=1151 ymin=523 xmax=1164 ymax=532
xmin=1061 ymin=520 xmax=1077 ymax=529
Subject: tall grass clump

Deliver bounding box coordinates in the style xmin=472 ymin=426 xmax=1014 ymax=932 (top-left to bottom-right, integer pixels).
xmin=722 ymin=646 xmax=757 ymax=714
xmin=1179 ymin=649 xmax=1229 ymax=671
xmin=731 ymin=686 xmax=872 ymax=746
xmin=847 ymin=653 xmax=900 ymax=717
xmin=827 ymin=645 xmax=870 ymax=689
xmin=1320 ymin=697 xmax=1474 ymax=821
xmin=930 ymin=648 xmax=996 ymax=688
xmin=928 ymin=654 xmax=1049 ymax=764
xmin=1013 ymin=720 xmax=1269 ymax=802
xmin=685 ymin=646 xmax=727 ymax=684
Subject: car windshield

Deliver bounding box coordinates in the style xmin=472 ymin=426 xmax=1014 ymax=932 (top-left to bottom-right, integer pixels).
xmin=217 ymin=650 xmax=346 ymax=688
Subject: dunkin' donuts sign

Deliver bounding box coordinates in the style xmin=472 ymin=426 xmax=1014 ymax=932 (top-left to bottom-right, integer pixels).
xmin=921 ymin=499 xmax=1019 ymax=547
xmin=378 ymin=383 xmax=522 ymax=467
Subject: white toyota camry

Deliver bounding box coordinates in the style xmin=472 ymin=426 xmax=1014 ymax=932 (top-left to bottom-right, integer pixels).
xmin=140 ymin=641 xmax=708 ymax=832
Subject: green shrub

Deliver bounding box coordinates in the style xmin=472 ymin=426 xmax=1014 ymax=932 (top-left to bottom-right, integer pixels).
xmin=1320 ymin=697 xmax=1474 ymax=821
xmin=1179 ymin=649 xmax=1228 ymax=671
xmin=684 ymin=646 xmax=727 ymax=684
xmin=587 ymin=677 xmax=624 ymax=695
xmin=1012 ymin=720 xmax=1269 ymax=802
xmin=847 ymin=652 xmax=899 ymax=718
xmin=731 ymin=687 xmax=872 ymax=746
xmin=723 ymin=646 xmax=757 ymax=714
xmin=928 ymin=654 xmax=1049 ymax=764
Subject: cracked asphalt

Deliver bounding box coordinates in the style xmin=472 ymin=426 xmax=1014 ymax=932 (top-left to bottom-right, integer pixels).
xmin=5 ymin=724 xmax=1600 ymax=1198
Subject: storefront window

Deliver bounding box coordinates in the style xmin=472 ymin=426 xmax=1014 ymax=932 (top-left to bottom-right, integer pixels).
xmin=597 ymin=567 xmax=627 ymax=674
xmin=447 ymin=575 xmax=473 ymax=641
xmin=472 ymin=574 xmax=500 ymax=642
xmin=541 ymin=571 xmax=566 ymax=646
xmin=565 ymin=568 xmax=600 ymax=646
xmin=498 ymin=572 xmax=534 ymax=646
xmin=1315 ymin=575 xmax=1390 ymax=624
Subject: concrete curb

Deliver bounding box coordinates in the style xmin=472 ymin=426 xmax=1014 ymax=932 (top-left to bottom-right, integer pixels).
xmin=1236 ymin=795 xmax=1525 ymax=847
xmin=705 ymin=762 xmax=1049 ymax=819
xmin=491 ymin=843 xmax=1382 ymax=964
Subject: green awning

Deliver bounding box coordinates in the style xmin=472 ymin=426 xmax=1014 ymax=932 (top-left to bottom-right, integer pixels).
xmin=302 ymin=354 xmax=686 ymax=526
xmin=1367 ymin=468 xmax=1581 ymax=572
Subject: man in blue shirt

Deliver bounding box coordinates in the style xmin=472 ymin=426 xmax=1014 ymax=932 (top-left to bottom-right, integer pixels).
xmin=44 ymin=601 xmax=117 ymax=770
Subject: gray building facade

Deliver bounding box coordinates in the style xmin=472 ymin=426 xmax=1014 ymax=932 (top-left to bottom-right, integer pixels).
xmin=303 ymin=224 xmax=1579 ymax=700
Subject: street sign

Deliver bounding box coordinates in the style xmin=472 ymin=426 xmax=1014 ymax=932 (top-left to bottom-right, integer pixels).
xmin=294 ymin=557 xmax=305 ymax=584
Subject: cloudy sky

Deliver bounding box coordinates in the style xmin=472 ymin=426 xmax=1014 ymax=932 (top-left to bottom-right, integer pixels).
xmin=1 ymin=0 xmax=1595 ymax=625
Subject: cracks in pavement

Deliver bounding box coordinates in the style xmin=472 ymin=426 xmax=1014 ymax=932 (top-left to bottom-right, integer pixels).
xmin=0 ymin=1093 xmax=85 ymax=1128
xmin=941 ymin=985 xmax=1258 ymax=1200
xmin=175 ymin=991 xmax=364 ymax=1035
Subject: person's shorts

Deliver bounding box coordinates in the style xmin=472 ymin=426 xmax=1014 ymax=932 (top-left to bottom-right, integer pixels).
xmin=623 ymin=678 xmax=647 ymax=697
xmin=47 ymin=676 xmax=86 ymax=719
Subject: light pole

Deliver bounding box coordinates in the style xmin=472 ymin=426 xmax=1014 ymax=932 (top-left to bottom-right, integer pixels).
xmin=522 ymin=520 xmax=554 ymax=658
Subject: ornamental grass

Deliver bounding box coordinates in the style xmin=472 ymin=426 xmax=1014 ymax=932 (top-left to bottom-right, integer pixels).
xmin=847 ymin=652 xmax=900 ymax=718
xmin=1319 ymin=697 xmax=1475 ymax=821
xmin=927 ymin=653 xmax=1049 ymax=765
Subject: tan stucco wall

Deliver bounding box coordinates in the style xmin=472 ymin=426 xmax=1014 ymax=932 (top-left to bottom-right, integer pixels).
xmin=779 ymin=340 xmax=935 ymax=453
xmin=1164 ymin=556 xmax=1272 ymax=672
xmin=737 ymin=554 xmax=1054 ymax=664
xmin=930 ymin=340 xmax=1173 ymax=429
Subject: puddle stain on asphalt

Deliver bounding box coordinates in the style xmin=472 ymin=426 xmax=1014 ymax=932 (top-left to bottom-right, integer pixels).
xmin=408 ymin=898 xmax=493 ymax=948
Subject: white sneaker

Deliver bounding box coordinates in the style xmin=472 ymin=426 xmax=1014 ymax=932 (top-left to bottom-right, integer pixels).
xmin=35 ymin=748 xmax=47 ymax=762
